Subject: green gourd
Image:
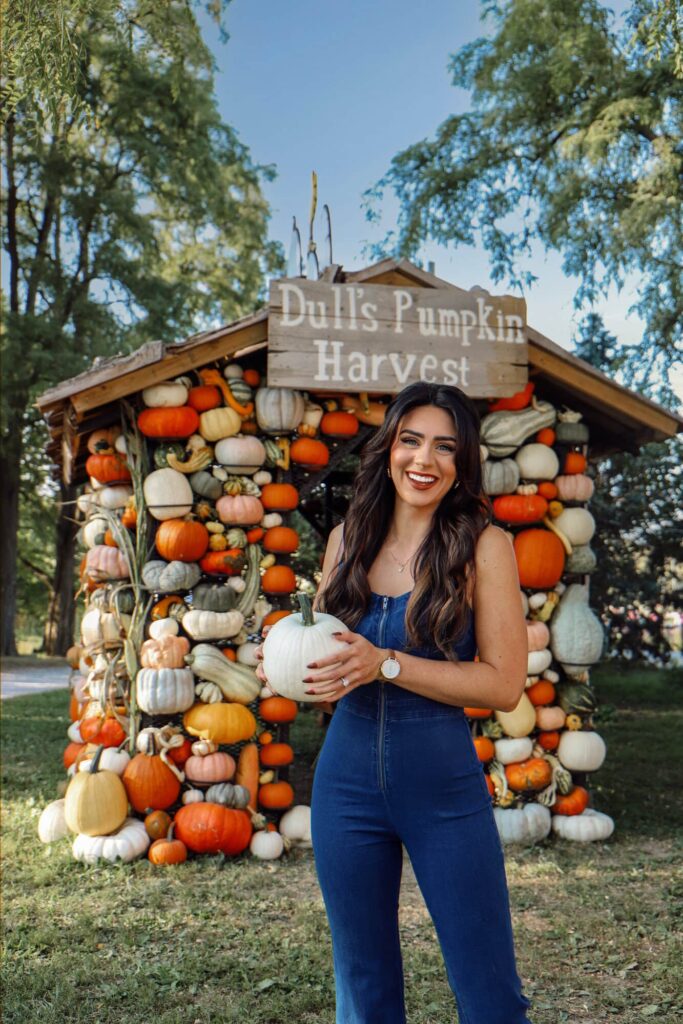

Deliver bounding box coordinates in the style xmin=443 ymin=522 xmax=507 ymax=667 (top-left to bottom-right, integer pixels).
xmin=480 ymin=400 xmax=557 ymax=457
xmin=192 ymin=583 xmax=238 ymax=612
xmin=550 ymin=584 xmax=604 ymax=673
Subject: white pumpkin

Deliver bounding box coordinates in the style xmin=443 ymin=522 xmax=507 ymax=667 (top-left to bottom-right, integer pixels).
xmin=96 ymin=485 xmax=133 ymax=510
xmin=78 ymin=747 xmax=131 ymax=776
xmin=553 ymin=507 xmax=596 ymax=546
xmin=214 ymin=435 xmax=266 ymax=474
xmin=262 ymin=596 xmax=348 ymax=703
xmin=253 ymin=470 xmax=272 ymax=486
xmin=557 ymin=730 xmax=607 ymax=772
xmin=493 ymin=803 xmax=551 ymax=845
xmin=143 ymin=468 xmax=193 ymax=521
xmin=527 ymin=648 xmax=552 ymax=675
xmin=80 ymin=608 xmax=129 ymax=647
xmin=278 ymin=805 xmax=312 ymax=847
xmin=482 ymin=457 xmax=520 ymax=496
xmin=514 ymin=443 xmax=559 ymax=481
xmin=261 ymin=512 xmax=283 ymax=528
xmin=38 ymin=799 xmax=71 ymax=843
xmin=493 ymin=736 xmax=533 ymax=765
xmin=142 ymin=381 xmax=189 ymax=407
xmin=67 ymin=721 xmax=83 ymax=743
xmin=72 ymin=818 xmax=150 ymax=864
xmin=182 ymin=788 xmax=204 ymax=804
xmin=250 ymin=830 xmax=285 ymax=860
xmin=148 ymin=617 xmax=180 ymax=640
xmin=255 ymin=387 xmax=305 ymax=434
xmin=136 ymin=668 xmax=195 ymax=715
xmin=181 ymin=609 xmax=245 ymax=641
xmin=552 ymin=808 xmax=614 ymax=842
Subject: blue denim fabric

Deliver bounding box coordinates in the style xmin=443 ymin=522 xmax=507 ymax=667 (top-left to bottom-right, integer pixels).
xmin=311 ymin=592 xmax=533 ymax=1024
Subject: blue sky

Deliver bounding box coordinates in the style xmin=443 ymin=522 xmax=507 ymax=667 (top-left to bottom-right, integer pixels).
xmin=199 ymin=0 xmax=659 ymax=362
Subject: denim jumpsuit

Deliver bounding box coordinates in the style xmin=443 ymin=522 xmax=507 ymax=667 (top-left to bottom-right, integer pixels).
xmin=311 ymin=590 xmax=533 ymax=1024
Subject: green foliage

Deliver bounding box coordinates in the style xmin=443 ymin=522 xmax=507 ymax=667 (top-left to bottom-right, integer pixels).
xmin=369 ymin=0 xmax=683 ymax=389
xmin=2 ymin=1 xmax=283 ymax=651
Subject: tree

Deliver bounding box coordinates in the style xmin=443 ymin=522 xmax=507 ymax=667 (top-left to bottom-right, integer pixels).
xmin=368 ymin=0 xmax=683 ymax=394
xmin=2 ymin=2 xmax=282 ymax=655
xmin=571 ymin=314 xmax=682 ymax=662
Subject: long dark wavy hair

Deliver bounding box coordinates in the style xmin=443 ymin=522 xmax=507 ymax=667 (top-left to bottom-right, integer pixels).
xmin=319 ymin=382 xmax=492 ymax=659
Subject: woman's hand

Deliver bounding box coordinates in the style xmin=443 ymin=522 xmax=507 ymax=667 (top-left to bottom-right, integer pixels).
xmin=303 ymin=630 xmax=384 ymax=703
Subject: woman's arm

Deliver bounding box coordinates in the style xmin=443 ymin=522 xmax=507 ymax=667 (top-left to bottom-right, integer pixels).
xmin=303 ymin=525 xmax=528 ymax=713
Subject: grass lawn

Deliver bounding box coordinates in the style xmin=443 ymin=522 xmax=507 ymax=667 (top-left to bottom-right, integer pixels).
xmin=2 ymin=664 xmax=682 ymax=1024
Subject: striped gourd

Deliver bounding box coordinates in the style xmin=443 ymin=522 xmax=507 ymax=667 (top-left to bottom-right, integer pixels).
xmin=481 ymin=400 xmax=556 ymax=457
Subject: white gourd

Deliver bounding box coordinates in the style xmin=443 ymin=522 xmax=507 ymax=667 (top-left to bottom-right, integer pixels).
xmin=550 ymin=584 xmax=604 ymax=673
xmin=278 ymin=805 xmax=312 ymax=847
xmin=182 ymin=788 xmax=204 ymax=804
xmin=514 ymin=443 xmax=560 ymax=481
xmin=78 ymin=747 xmax=131 ymax=776
xmin=96 ymin=485 xmax=133 ymax=509
xmin=493 ymin=737 xmax=533 ymax=765
xmin=255 ymin=387 xmax=305 ymax=434
xmin=38 ymin=799 xmax=71 ymax=843
xmin=262 ymin=596 xmax=348 ymax=703
xmin=82 ymin=516 xmax=109 ymax=548
xmin=553 ymin=508 xmax=596 ymax=546
xmin=214 ymin=436 xmax=266 ymax=474
xmin=494 ymin=691 xmax=536 ymax=737
xmin=72 ymin=818 xmax=150 ymax=864
xmin=552 ymin=809 xmax=614 ymax=842
xmin=527 ymin=648 xmax=552 ymax=675
xmin=493 ymin=804 xmax=551 ymax=845
xmin=136 ymin=668 xmax=195 ymax=715
xmin=148 ymin=617 xmax=180 ymax=640
xmin=482 ymin=458 xmax=520 ymax=496
xmin=142 ymin=381 xmax=189 ymax=407
xmin=181 ymin=609 xmax=245 ymax=641
xmin=250 ymin=830 xmax=285 ymax=860
xmin=557 ymin=730 xmax=607 ymax=772
xmin=143 ymin=468 xmax=193 ymax=521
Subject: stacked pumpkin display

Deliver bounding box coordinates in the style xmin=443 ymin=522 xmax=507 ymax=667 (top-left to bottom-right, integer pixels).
xmin=476 ymin=383 xmax=614 ymax=843
xmin=42 ymin=365 xmax=367 ymax=863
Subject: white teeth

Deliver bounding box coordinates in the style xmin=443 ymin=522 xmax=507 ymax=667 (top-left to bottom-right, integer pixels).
xmin=407 ymin=472 xmax=437 ymax=484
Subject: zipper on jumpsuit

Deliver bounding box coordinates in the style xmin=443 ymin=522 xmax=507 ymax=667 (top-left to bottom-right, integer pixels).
xmin=377 ymin=595 xmax=389 ymax=791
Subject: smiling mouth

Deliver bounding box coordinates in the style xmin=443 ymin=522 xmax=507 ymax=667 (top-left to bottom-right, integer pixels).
xmin=406 ymin=471 xmax=438 ymax=487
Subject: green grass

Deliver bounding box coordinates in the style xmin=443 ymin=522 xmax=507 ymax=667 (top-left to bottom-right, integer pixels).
xmin=2 ymin=665 xmax=682 ymax=1023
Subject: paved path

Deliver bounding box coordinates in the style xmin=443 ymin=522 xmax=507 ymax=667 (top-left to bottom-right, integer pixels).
xmin=1 ymin=662 xmax=71 ymax=699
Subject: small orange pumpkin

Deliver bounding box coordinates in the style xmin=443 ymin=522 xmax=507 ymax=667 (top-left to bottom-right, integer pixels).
xmin=259 ymin=696 xmax=298 ymax=723
xmin=259 ymin=742 xmax=294 ymax=767
xmin=263 ymin=526 xmax=299 ymax=554
xmin=552 ymin=785 xmax=590 ymax=816
xmin=187 ymin=385 xmax=221 ymax=412
xmin=320 ymin=411 xmax=359 ymax=438
xmin=473 ymin=737 xmax=495 ymax=763
xmin=258 ymin=781 xmax=294 ymax=810
xmin=148 ymin=824 xmax=188 ymax=865
xmin=261 ymin=610 xmax=292 ymax=629
xmin=537 ymin=481 xmax=558 ymax=500
xmin=505 ymin=757 xmax=552 ymax=792
xmin=144 ymin=810 xmax=172 ymax=840
xmin=535 ymin=427 xmax=556 ymax=446
xmin=464 ymin=707 xmax=493 ymax=719
xmin=260 ymin=483 xmax=299 ymax=511
xmin=261 ymin=564 xmax=296 ymax=594
xmin=289 ymin=438 xmax=330 ymax=469
xmin=564 ymin=451 xmax=587 ymax=475
xmin=526 ymin=680 xmax=556 ymax=706
xmin=536 ymin=730 xmax=560 ymax=751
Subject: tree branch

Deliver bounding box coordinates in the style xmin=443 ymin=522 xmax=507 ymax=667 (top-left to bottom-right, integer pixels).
xmin=18 ymin=554 xmax=55 ymax=594
xmin=4 ymin=114 xmax=20 ymax=314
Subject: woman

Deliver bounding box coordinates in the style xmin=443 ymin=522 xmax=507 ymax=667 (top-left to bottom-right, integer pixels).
xmin=260 ymin=381 xmax=533 ymax=1024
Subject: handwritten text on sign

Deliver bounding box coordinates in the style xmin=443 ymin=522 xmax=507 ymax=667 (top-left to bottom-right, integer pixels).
xmin=267 ymin=279 xmax=528 ymax=396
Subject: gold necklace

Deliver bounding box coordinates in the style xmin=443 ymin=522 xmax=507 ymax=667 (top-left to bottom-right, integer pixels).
xmin=386 ymin=544 xmax=420 ymax=574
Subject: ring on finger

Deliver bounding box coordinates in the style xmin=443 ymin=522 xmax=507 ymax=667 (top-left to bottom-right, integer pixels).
xmin=339 ymin=676 xmax=350 ymax=688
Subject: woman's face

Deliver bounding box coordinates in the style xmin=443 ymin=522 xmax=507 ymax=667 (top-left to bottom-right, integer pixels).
xmin=389 ymin=404 xmax=458 ymax=510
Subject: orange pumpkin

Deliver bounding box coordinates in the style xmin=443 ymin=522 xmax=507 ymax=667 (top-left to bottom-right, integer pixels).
xmin=174 ymin=803 xmax=252 ymax=855
xmin=261 ymin=564 xmax=296 ymax=594
xmin=526 ymin=680 xmax=556 ymax=706
xmin=123 ymin=743 xmax=181 ymax=812
xmin=258 ymin=781 xmax=294 ymax=810
xmin=537 ymin=481 xmax=558 ymax=500
xmin=148 ymin=824 xmax=188 ymax=865
xmin=488 ymin=382 xmax=534 ymax=412
xmin=235 ymin=742 xmax=259 ymax=812
xmin=505 ymin=757 xmax=552 ymax=792
xmin=320 ymin=411 xmax=359 ymax=437
xmin=144 ymin=810 xmax=172 ymax=840
xmin=260 ymin=483 xmax=299 ymax=511
xmin=289 ymin=438 xmax=330 ymax=469
xmin=473 ymin=737 xmax=495 ymax=763
xmin=261 ymin=610 xmax=292 ymax=629
xmin=168 ymin=737 xmax=193 ymax=766
xmin=536 ymin=730 xmax=560 ymax=751
xmin=552 ymin=785 xmax=590 ymax=816
xmin=85 ymin=453 xmax=131 ymax=484
xmin=464 ymin=707 xmax=493 ymax=719
xmin=242 ymin=368 xmax=261 ymax=387
xmin=492 ymin=494 xmax=548 ymax=524
xmin=87 ymin=427 xmax=121 ymax=454
xmin=514 ymin=529 xmax=565 ymax=589
xmin=535 ymin=427 xmax=556 ymax=446
xmin=564 ymin=451 xmax=587 ymax=474
xmin=63 ymin=741 xmax=85 ymax=769
xmin=263 ymin=526 xmax=299 ymax=554
xmin=156 ymin=519 xmax=209 ymax=562
xmin=240 ymin=419 xmax=259 ymax=435
xmin=220 ymin=647 xmax=237 ymax=661
xmin=187 ymin=385 xmax=221 ymax=412
xmin=246 ymin=527 xmax=264 ymax=543
xmin=259 ymin=696 xmax=298 ymax=723
xmin=137 ymin=406 xmax=199 ymax=438
xmin=259 ymin=742 xmax=294 ymax=767
xmin=485 ymin=774 xmax=496 ymax=797
xmin=79 ymin=715 xmax=126 ymax=748
xmin=199 ymin=548 xmax=246 ymax=576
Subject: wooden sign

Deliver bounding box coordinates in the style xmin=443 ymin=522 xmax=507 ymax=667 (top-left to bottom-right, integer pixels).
xmin=267 ymin=278 xmax=527 ymax=396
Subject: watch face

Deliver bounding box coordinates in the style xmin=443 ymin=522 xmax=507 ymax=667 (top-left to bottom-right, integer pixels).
xmin=381 ymin=657 xmax=401 ymax=680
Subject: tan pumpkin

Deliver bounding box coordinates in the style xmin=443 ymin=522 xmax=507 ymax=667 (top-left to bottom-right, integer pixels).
xmin=199 ymin=407 xmax=242 ymax=442
xmin=535 ymin=705 xmax=566 ymax=731
xmin=184 ymin=752 xmax=236 ymax=785
xmin=139 ymin=635 xmax=190 ymax=670
xmin=215 ymin=494 xmax=264 ymax=525
xmin=64 ymin=745 xmax=129 ymax=837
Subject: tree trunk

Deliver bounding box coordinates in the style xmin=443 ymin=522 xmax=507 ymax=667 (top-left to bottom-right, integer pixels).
xmin=0 ymin=433 xmax=22 ymax=655
xmin=43 ymin=481 xmax=79 ymax=656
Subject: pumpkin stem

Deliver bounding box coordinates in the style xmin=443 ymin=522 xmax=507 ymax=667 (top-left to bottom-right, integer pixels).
xmin=90 ymin=744 xmax=106 ymax=773
xmin=297 ymin=592 xmax=315 ymax=627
